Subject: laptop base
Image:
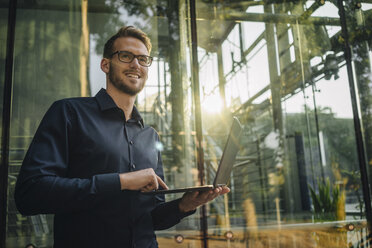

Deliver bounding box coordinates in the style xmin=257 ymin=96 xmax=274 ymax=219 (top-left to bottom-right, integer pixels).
xmin=143 ymin=185 xmax=214 ymax=195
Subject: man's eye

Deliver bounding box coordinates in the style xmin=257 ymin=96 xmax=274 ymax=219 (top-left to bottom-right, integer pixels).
xmin=120 ymin=54 xmax=132 ymax=60
xmin=138 ymin=56 xmax=147 ymax=63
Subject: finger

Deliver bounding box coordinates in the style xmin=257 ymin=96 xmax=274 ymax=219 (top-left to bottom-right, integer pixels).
xmin=140 ymin=185 xmax=151 ymax=192
xmin=198 ymin=190 xmax=214 ymax=201
xmin=221 ymin=186 xmax=230 ymax=194
xmin=203 ymin=188 xmax=221 ymax=201
xmin=213 ymin=187 xmax=221 ymax=194
xmin=212 ymin=187 xmax=226 ymax=195
xmin=156 ymin=175 xmax=169 ymax=190
xmin=208 ymin=191 xmax=220 ymax=201
xmin=183 ymin=190 xmax=199 ymax=200
xmin=144 ymin=178 xmax=158 ymax=191
xmin=206 ymin=187 xmax=230 ymax=201
xmin=154 ymin=176 xmax=159 ymax=190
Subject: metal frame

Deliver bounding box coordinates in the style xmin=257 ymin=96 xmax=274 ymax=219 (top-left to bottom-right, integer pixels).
xmin=1 ymin=0 xmax=17 ymax=247
xmin=337 ymin=0 xmax=372 ymax=239
xmin=1 ymin=0 xmax=372 ymax=247
xmin=190 ymin=1 xmax=209 ymax=247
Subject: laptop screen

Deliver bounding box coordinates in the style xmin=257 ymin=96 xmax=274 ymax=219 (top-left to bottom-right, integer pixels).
xmin=213 ymin=117 xmax=243 ymax=187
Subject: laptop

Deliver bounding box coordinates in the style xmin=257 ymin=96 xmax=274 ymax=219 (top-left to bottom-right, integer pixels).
xmin=144 ymin=116 xmax=243 ymax=195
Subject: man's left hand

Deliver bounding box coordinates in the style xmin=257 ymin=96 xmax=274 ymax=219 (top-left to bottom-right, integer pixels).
xmin=178 ymin=186 xmax=230 ymax=213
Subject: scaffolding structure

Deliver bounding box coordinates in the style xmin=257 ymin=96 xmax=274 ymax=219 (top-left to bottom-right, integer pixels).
xmin=2 ymin=0 xmax=372 ymax=247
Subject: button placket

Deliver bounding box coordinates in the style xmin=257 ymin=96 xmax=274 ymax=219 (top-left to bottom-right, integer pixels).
xmin=125 ymin=122 xmax=135 ymax=171
xmin=129 ymin=141 xmax=135 ymax=169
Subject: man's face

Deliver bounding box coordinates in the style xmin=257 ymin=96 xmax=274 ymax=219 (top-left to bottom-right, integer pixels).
xmin=108 ymin=37 xmax=149 ymax=96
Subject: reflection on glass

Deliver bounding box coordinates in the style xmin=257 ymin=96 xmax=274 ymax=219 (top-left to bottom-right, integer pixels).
xmin=0 ymin=6 xmax=6 ymax=131
xmin=3 ymin=0 xmax=372 ymax=247
xmin=6 ymin=0 xmax=200 ymax=247
xmin=0 ymin=5 xmax=6 ymax=247
xmin=195 ymin=0 xmax=370 ymax=247
xmin=7 ymin=2 xmax=91 ymax=246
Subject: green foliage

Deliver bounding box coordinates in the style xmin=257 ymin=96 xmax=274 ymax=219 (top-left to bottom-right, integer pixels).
xmin=341 ymin=169 xmax=364 ymax=218
xmin=309 ymin=178 xmax=340 ymax=221
xmin=285 ymin=107 xmax=358 ymax=174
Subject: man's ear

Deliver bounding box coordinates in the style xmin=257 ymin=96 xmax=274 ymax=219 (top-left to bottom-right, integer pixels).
xmin=100 ymin=58 xmax=110 ymax=74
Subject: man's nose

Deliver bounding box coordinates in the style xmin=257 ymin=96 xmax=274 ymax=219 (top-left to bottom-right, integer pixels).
xmin=129 ymin=57 xmax=141 ymax=68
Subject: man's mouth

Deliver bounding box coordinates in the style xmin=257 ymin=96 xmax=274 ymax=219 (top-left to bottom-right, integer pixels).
xmin=125 ymin=73 xmax=140 ymax=79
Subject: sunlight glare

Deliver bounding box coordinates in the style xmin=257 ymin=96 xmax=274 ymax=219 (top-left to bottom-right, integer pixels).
xmin=202 ymin=94 xmax=223 ymax=113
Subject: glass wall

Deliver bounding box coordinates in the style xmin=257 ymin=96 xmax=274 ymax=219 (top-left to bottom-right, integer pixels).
xmin=4 ymin=0 xmax=199 ymax=247
xmin=7 ymin=1 xmax=85 ymax=246
xmin=2 ymin=0 xmax=372 ymax=247
xmin=0 ymin=2 xmax=7 ymax=136
xmin=194 ymin=0 xmax=372 ymax=247
xmin=347 ymin=2 xmax=372 ymax=188
xmin=0 ymin=1 xmax=8 ymax=247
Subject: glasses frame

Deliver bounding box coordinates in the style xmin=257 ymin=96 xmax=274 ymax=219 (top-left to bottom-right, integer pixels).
xmin=110 ymin=51 xmax=153 ymax=67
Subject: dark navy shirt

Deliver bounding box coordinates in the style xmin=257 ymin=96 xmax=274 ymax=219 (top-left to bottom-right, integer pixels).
xmin=15 ymin=88 xmax=194 ymax=248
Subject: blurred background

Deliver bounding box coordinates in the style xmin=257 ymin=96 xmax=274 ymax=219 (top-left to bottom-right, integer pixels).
xmin=1 ymin=0 xmax=372 ymax=247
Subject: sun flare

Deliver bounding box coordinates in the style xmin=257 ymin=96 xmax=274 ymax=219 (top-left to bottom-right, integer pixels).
xmin=202 ymin=94 xmax=223 ymax=114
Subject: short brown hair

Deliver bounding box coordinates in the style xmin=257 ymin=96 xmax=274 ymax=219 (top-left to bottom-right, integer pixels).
xmin=103 ymin=26 xmax=152 ymax=58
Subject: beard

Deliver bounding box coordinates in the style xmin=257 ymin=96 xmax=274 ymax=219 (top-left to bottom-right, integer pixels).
xmin=108 ymin=64 xmax=146 ymax=96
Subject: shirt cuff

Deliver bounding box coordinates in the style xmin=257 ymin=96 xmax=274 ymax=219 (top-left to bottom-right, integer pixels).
xmin=171 ymin=198 xmax=197 ymax=219
xmin=94 ymin=173 xmax=121 ymax=193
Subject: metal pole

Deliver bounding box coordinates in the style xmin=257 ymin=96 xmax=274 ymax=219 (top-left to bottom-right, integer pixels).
xmin=189 ymin=0 xmax=208 ymax=247
xmin=337 ymin=0 xmax=372 ymax=237
xmin=217 ymin=46 xmax=226 ymax=110
xmin=1 ymin=0 xmax=17 ymax=247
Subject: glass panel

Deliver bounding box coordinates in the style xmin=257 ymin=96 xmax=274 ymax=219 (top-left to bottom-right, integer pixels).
xmin=195 ymin=0 xmax=368 ymax=247
xmin=6 ymin=0 xmax=200 ymax=247
xmin=7 ymin=2 xmax=87 ymax=247
xmin=6 ymin=0 xmax=371 ymax=247
xmin=0 ymin=1 xmax=6 ymax=245
xmin=347 ymin=2 xmax=372 ymax=192
xmin=0 ymin=3 xmax=7 ymax=124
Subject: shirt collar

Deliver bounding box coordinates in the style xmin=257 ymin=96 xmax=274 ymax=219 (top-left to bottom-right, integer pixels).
xmin=95 ymin=88 xmax=117 ymax=111
xmin=130 ymin=105 xmax=144 ymax=128
xmin=95 ymin=88 xmax=144 ymax=128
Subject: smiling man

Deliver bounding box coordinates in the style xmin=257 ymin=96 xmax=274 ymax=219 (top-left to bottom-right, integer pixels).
xmin=14 ymin=26 xmax=229 ymax=248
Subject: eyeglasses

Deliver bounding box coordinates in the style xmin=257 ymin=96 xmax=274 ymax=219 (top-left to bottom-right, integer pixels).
xmin=110 ymin=51 xmax=153 ymax=67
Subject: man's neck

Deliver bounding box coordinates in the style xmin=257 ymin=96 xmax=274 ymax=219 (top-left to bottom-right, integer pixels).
xmin=106 ymin=86 xmax=136 ymax=121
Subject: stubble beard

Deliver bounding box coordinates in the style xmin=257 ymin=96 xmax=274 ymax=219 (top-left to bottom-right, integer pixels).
xmin=108 ymin=66 xmax=145 ymax=96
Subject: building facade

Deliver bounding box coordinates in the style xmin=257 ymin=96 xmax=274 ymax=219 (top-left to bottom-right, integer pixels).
xmin=1 ymin=0 xmax=372 ymax=247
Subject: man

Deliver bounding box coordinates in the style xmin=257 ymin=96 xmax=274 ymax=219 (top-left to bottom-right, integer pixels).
xmin=14 ymin=26 xmax=229 ymax=248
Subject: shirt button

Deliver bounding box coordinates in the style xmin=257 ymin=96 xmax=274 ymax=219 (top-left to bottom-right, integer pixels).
xmin=129 ymin=140 xmax=134 ymax=145
xmin=131 ymin=163 xmax=136 ymax=169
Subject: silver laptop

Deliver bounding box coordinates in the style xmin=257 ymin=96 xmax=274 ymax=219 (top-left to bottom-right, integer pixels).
xmin=144 ymin=116 xmax=243 ymax=195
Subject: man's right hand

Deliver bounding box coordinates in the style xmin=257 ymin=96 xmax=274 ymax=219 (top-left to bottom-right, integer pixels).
xmin=119 ymin=168 xmax=168 ymax=192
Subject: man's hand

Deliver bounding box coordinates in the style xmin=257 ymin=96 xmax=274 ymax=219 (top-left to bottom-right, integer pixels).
xmin=178 ymin=186 xmax=230 ymax=213
xmin=119 ymin=168 xmax=169 ymax=192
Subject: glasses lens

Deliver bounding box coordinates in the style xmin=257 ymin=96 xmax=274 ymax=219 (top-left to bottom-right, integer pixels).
xmin=118 ymin=52 xmax=134 ymax=63
xmin=137 ymin=55 xmax=152 ymax=67
xmin=117 ymin=51 xmax=152 ymax=67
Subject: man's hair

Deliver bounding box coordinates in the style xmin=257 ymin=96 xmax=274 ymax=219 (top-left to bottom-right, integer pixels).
xmin=103 ymin=26 xmax=152 ymax=58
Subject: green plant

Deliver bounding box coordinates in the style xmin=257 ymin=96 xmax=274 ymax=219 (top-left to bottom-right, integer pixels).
xmin=341 ymin=169 xmax=364 ymax=219
xmin=309 ymin=178 xmax=340 ymax=221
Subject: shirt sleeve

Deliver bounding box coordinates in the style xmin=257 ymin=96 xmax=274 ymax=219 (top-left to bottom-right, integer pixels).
xmin=150 ymin=144 xmax=196 ymax=230
xmin=151 ymin=198 xmax=196 ymax=230
xmin=14 ymin=100 xmax=121 ymax=215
